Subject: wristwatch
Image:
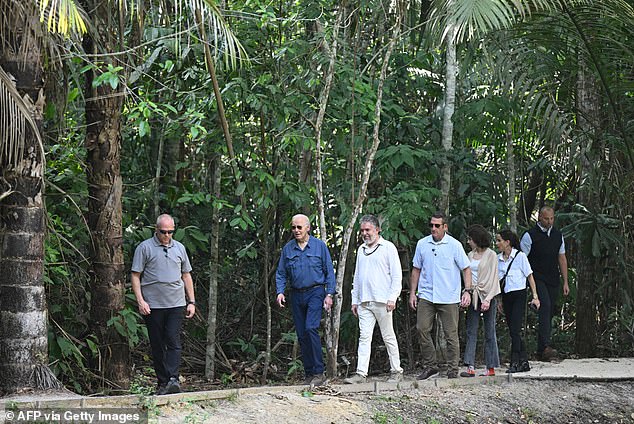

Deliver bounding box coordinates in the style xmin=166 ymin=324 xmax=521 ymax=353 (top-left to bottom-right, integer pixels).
xmin=187 ymin=300 xmax=196 ymax=306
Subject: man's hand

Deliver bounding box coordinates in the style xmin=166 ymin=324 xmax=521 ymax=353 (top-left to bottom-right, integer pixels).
xmin=563 ymin=281 xmax=570 ymax=296
xmin=460 ymin=291 xmax=471 ymax=308
xmin=408 ymin=293 xmax=418 ymax=311
xmin=351 ymin=304 xmax=358 ymax=317
xmin=277 ymin=293 xmax=286 ymax=308
xmin=185 ymin=303 xmax=195 ymax=318
xmin=323 ymin=294 xmax=333 ymax=311
xmin=137 ymin=299 xmax=151 ymax=316
xmin=386 ymin=300 xmax=396 ymax=313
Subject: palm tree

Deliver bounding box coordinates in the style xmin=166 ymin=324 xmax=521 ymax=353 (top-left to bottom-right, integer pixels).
xmin=0 ymin=0 xmax=85 ymax=393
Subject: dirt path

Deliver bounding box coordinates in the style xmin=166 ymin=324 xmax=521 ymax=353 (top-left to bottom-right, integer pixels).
xmin=156 ymin=380 xmax=634 ymax=423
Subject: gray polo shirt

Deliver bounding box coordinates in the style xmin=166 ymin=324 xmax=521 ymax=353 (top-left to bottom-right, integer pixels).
xmin=131 ymin=235 xmax=193 ymax=308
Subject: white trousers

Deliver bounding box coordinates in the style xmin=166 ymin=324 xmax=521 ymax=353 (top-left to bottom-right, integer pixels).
xmin=356 ymin=301 xmax=403 ymax=376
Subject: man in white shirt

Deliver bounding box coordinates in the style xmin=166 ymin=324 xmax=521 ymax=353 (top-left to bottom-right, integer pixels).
xmin=344 ymin=215 xmax=404 ymax=384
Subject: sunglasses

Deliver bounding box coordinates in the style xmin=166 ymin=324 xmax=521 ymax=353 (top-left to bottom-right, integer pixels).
xmin=291 ymin=225 xmax=303 ymax=230
xmin=159 ymin=229 xmax=175 ymax=235
xmin=428 ymin=223 xmax=443 ymax=228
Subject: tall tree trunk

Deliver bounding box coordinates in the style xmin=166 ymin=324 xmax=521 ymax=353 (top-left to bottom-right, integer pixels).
xmin=507 ymin=122 xmax=517 ymax=233
xmin=439 ymin=24 xmax=457 ymax=215
xmin=324 ymin=21 xmax=400 ymax=377
xmin=205 ymin=156 xmax=221 ymax=380
xmin=0 ymin=13 xmax=60 ymax=391
xmin=83 ymin=1 xmax=129 ymax=388
xmin=261 ymin=209 xmax=273 ymax=384
xmin=575 ymin=58 xmax=599 ymax=357
xmin=314 ymin=11 xmax=343 ymax=240
xmin=194 ymin=8 xmax=245 ymax=209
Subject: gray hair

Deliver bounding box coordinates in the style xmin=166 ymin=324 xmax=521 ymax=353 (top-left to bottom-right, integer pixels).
xmin=359 ymin=214 xmax=380 ymax=230
xmin=156 ymin=214 xmax=174 ymax=227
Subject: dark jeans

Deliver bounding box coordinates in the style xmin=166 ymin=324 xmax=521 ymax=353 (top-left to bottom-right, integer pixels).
xmin=144 ymin=307 xmax=185 ymax=385
xmin=502 ymin=289 xmax=527 ymax=364
xmin=290 ymin=286 xmax=326 ymax=376
xmin=535 ymin=279 xmax=560 ymax=353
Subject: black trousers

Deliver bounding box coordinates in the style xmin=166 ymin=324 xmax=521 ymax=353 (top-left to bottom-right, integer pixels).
xmin=143 ymin=307 xmax=185 ymax=385
xmin=535 ymin=279 xmax=560 ymax=354
xmin=502 ymin=289 xmax=528 ymax=364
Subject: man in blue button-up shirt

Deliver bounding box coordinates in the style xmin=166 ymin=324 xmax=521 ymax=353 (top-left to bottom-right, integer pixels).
xmin=276 ymin=214 xmax=336 ymax=387
xmin=409 ymin=212 xmax=472 ymax=380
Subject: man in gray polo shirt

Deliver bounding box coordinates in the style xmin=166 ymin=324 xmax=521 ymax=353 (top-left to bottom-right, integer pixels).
xmin=131 ymin=214 xmax=196 ymax=395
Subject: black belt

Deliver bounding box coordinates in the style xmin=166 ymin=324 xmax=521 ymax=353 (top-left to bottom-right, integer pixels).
xmin=291 ymin=284 xmax=324 ymax=293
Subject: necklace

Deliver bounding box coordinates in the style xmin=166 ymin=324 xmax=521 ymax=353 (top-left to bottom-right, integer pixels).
xmin=362 ymin=244 xmax=381 ymax=256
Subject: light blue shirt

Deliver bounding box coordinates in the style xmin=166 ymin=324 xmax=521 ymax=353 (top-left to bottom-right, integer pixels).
xmin=412 ymin=234 xmax=470 ymax=304
xmin=497 ymin=248 xmax=533 ymax=293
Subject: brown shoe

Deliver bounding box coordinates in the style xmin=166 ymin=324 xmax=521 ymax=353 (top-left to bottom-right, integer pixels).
xmin=541 ymin=346 xmax=559 ymax=362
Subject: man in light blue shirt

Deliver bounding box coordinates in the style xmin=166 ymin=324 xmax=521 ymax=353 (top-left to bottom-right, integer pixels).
xmin=409 ymin=212 xmax=472 ymax=379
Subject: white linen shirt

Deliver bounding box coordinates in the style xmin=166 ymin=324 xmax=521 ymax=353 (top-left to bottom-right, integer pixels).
xmin=412 ymin=233 xmax=470 ymax=304
xmin=351 ymin=237 xmax=402 ymax=305
xmin=497 ymin=248 xmax=533 ymax=293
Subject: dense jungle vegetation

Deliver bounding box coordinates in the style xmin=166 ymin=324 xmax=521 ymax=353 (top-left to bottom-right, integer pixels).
xmin=1 ymin=0 xmax=633 ymax=394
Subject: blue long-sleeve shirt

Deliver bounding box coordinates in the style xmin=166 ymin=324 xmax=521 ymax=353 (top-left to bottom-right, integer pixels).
xmin=275 ymin=235 xmax=336 ymax=295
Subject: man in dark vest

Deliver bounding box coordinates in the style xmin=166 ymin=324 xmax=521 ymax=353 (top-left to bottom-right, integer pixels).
xmin=520 ymin=206 xmax=569 ymax=361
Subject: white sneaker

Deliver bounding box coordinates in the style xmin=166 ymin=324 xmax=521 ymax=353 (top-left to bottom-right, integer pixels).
xmin=343 ymin=373 xmax=366 ymax=384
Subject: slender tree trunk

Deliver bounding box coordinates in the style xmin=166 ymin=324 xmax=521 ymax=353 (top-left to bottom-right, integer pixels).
xmin=313 ymin=11 xmax=343 ymax=240
xmin=194 ymin=9 xmax=244 ymax=208
xmin=153 ymin=134 xmax=164 ymax=218
xmin=439 ymin=24 xmax=457 ymax=215
xmin=575 ymin=58 xmax=599 ymax=357
xmin=0 ymin=50 xmax=60 ymax=392
xmin=261 ymin=209 xmax=272 ymax=384
xmin=205 ymin=157 xmax=221 ymax=380
xmin=507 ymin=122 xmax=517 ymax=233
xmin=83 ymin=1 xmax=129 ymax=388
xmin=324 ymin=21 xmax=400 ymax=376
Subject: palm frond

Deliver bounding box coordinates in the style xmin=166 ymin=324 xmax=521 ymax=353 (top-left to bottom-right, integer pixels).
xmin=189 ymin=0 xmax=248 ymax=70
xmin=0 ymin=65 xmax=44 ymax=168
xmin=38 ymin=0 xmax=87 ymax=35
xmin=427 ymin=0 xmax=593 ymax=44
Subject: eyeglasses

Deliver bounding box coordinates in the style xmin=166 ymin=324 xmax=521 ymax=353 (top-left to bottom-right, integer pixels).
xmin=428 ymin=223 xmax=443 ymax=228
xmin=291 ymin=225 xmax=303 ymax=230
xmin=159 ymin=230 xmax=175 ymax=235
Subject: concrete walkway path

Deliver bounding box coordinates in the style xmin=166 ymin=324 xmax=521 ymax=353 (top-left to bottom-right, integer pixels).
xmin=1 ymin=357 xmax=632 ymax=411
xmin=513 ymin=357 xmax=634 ymax=381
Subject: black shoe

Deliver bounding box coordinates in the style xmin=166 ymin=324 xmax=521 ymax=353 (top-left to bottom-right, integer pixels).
xmin=156 ymin=383 xmax=168 ymax=396
xmin=165 ymin=377 xmax=181 ymax=394
xmin=519 ymin=360 xmax=530 ymax=372
xmin=506 ymin=363 xmax=520 ymax=373
xmin=447 ymin=370 xmax=459 ymax=379
xmin=303 ymin=375 xmax=314 ymax=385
xmin=417 ymin=367 xmax=439 ymax=380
